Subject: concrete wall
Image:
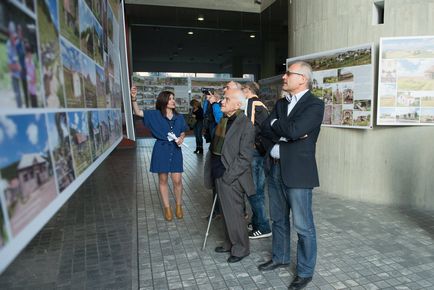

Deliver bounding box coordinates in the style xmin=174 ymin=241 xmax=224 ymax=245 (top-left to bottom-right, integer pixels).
xmin=289 ymin=0 xmax=434 ymax=210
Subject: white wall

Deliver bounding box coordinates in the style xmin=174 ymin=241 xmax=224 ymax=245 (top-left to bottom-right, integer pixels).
xmin=289 ymin=0 xmax=434 ymax=210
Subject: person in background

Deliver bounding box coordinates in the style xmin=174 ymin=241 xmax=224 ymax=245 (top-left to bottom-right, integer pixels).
xmin=25 ymin=44 xmax=37 ymax=107
xmin=258 ymin=61 xmax=324 ymax=290
xmin=242 ymin=82 xmax=272 ymax=239
xmin=131 ymin=86 xmax=189 ymax=221
xmin=190 ymin=99 xmax=204 ymax=154
xmin=204 ymin=88 xmax=255 ymax=263
xmin=6 ymin=21 xmax=23 ymax=108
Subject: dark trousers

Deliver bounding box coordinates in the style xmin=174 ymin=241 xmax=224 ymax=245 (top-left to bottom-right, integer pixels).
xmin=216 ymin=177 xmax=249 ymax=257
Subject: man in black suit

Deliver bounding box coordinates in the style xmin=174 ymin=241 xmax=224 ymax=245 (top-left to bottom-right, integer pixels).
xmin=258 ymin=61 xmax=324 ymax=290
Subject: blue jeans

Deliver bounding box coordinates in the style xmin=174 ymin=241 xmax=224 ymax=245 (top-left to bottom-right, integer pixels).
xmin=247 ymin=151 xmax=271 ymax=233
xmin=193 ymin=121 xmax=203 ymax=149
xmin=268 ymin=162 xmax=317 ymax=278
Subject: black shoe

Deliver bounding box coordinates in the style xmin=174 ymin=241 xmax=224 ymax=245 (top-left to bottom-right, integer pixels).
xmin=214 ymin=246 xmax=230 ymax=253
xmin=227 ymin=255 xmax=245 ymax=263
xmin=193 ymin=149 xmax=198 ymax=154
xmin=288 ymin=276 xmax=312 ymax=290
xmin=205 ymin=212 xmax=222 ymax=220
xmin=258 ymin=260 xmax=289 ymax=271
xmin=197 ymin=148 xmax=203 ymax=154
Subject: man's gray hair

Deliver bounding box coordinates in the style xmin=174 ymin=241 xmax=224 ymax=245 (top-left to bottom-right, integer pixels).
xmin=228 ymin=81 xmax=242 ymax=90
xmin=292 ymin=61 xmax=313 ymax=88
xmin=232 ymin=89 xmax=247 ymax=110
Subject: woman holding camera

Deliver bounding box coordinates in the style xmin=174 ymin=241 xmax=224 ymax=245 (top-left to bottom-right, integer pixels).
xmin=131 ymin=86 xmax=188 ymax=221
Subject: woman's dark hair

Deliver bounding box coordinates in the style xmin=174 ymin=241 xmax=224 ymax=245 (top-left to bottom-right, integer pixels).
xmin=189 ymin=99 xmax=201 ymax=108
xmin=156 ymin=90 xmax=177 ymax=116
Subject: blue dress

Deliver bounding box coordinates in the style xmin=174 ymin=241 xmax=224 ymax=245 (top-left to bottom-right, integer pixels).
xmin=142 ymin=110 xmax=189 ymax=173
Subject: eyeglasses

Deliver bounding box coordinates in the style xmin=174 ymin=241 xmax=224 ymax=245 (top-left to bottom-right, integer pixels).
xmin=285 ymin=71 xmax=304 ymax=77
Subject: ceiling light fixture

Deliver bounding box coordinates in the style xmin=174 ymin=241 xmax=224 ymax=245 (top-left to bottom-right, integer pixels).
xmin=188 ymin=31 xmax=194 ymax=35
xmin=250 ymin=34 xmax=256 ymax=38
xmin=197 ymin=15 xmax=204 ymax=21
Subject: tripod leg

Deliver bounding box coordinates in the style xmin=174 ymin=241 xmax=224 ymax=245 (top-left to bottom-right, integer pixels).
xmin=202 ymin=193 xmax=218 ymax=251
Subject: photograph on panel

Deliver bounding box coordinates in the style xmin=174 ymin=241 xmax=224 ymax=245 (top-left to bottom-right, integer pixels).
xmin=0 ymin=114 xmax=57 ymax=236
xmin=47 ymin=112 xmax=76 ymax=192
xmin=60 ymin=38 xmax=84 ymax=107
xmin=37 ymin=0 xmax=66 ymax=108
xmin=0 ymin=1 xmax=43 ymax=108
xmin=68 ymin=111 xmax=92 ymax=175
xmin=87 ymin=111 xmax=103 ymax=161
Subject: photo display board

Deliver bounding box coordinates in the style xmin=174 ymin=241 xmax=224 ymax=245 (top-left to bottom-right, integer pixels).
xmin=287 ymin=43 xmax=374 ymax=129
xmin=377 ymin=36 xmax=434 ymax=125
xmin=258 ymin=74 xmax=284 ymax=111
xmin=0 ymin=0 xmax=128 ymax=273
xmin=190 ymin=77 xmax=251 ymax=104
xmin=132 ymin=74 xmax=190 ymax=114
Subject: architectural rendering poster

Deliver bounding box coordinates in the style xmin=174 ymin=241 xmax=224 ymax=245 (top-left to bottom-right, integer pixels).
xmin=258 ymin=74 xmax=284 ymax=110
xmin=0 ymin=0 xmax=128 ymax=273
xmin=287 ymin=43 xmax=374 ymax=129
xmin=132 ymin=75 xmax=190 ymax=113
xmin=378 ymin=36 xmax=434 ymax=125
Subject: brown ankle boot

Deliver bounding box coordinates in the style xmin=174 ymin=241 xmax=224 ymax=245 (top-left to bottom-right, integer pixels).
xmin=164 ymin=207 xmax=173 ymax=221
xmin=175 ymin=204 xmax=183 ymax=219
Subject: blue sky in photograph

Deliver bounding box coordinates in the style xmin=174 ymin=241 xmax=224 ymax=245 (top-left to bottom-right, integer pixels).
xmin=44 ymin=0 xmax=59 ymax=30
xmin=95 ymin=64 xmax=105 ymax=81
xmin=81 ymin=53 xmax=96 ymax=85
xmin=0 ymin=114 xmax=49 ymax=169
xmin=46 ymin=113 xmax=69 ymax=151
xmin=90 ymin=111 xmax=99 ymax=129
xmin=68 ymin=112 xmax=89 ymax=136
xmin=61 ymin=38 xmax=81 ymax=72
xmin=383 ymin=37 xmax=434 ymax=52
xmin=79 ymin=0 xmax=95 ymax=33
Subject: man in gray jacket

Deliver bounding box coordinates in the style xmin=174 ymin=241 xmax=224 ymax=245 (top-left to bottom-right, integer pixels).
xmin=204 ymin=88 xmax=255 ymax=263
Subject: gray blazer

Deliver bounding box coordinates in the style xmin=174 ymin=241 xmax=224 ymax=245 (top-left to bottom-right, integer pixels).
xmin=204 ymin=113 xmax=256 ymax=196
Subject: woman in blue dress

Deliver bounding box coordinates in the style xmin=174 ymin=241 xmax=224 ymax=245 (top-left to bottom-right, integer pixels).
xmin=131 ymin=87 xmax=188 ymax=221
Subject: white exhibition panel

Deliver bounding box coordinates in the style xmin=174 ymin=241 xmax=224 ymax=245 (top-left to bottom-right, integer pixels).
xmin=377 ymin=36 xmax=434 ymax=126
xmin=286 ymin=43 xmax=375 ymax=129
xmin=0 ymin=0 xmax=129 ymax=272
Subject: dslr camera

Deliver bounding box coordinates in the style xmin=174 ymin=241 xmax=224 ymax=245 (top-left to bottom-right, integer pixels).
xmin=201 ymin=87 xmax=215 ymax=95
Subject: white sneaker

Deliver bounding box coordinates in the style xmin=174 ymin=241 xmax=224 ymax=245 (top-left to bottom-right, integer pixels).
xmin=249 ymin=230 xmax=272 ymax=239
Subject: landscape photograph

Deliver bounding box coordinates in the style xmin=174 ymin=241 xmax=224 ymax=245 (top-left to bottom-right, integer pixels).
xmin=382 ymin=37 xmax=434 ymax=59
xmin=88 ymin=111 xmax=103 ymax=161
xmin=61 ymin=38 xmax=84 ymax=107
xmin=59 ymin=0 xmax=80 ymax=47
xmin=47 ymin=112 xmax=76 ymax=193
xmin=420 ymin=108 xmax=434 ymax=123
xmin=380 ymin=59 xmax=397 ymax=83
xmin=0 ymin=114 xmax=57 ymax=236
xmin=79 ymin=0 xmax=95 ymax=59
xmin=95 ymin=64 xmax=106 ymax=107
xmin=395 ymin=107 xmax=420 ymax=123
xmin=379 ymin=83 xmax=397 ymax=107
xmin=378 ymin=108 xmax=396 ymax=123
xmin=68 ymin=112 xmax=92 ymax=175
xmin=37 ymin=0 xmax=66 ymax=108
xmin=396 ymin=59 xmax=434 ymax=91
xmin=80 ymin=53 xmax=97 ymax=108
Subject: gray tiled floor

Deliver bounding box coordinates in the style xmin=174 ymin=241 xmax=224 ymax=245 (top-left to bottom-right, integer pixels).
xmin=1 ymin=137 xmax=434 ymax=289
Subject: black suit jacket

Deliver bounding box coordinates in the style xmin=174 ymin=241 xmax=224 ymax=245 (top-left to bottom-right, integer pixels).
xmin=261 ymin=91 xmax=324 ymax=188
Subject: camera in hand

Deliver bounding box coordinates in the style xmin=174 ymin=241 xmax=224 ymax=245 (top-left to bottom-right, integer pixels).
xmin=201 ymin=87 xmax=214 ymax=95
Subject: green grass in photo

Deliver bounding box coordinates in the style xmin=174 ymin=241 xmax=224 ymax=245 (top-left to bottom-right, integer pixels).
xmin=398 ymin=77 xmax=434 ymax=91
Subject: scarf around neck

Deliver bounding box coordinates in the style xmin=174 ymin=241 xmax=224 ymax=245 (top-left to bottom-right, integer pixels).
xmin=211 ymin=109 xmax=242 ymax=155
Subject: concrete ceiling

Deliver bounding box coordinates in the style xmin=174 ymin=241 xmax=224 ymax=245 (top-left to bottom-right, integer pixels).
xmin=125 ymin=0 xmax=287 ymax=77
xmin=125 ymin=0 xmax=264 ymax=13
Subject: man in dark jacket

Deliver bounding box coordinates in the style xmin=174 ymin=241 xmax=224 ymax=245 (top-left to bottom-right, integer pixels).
xmin=242 ymin=82 xmax=272 ymax=239
xmin=204 ymin=88 xmax=255 ymax=263
xmin=258 ymin=61 xmax=324 ymax=290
